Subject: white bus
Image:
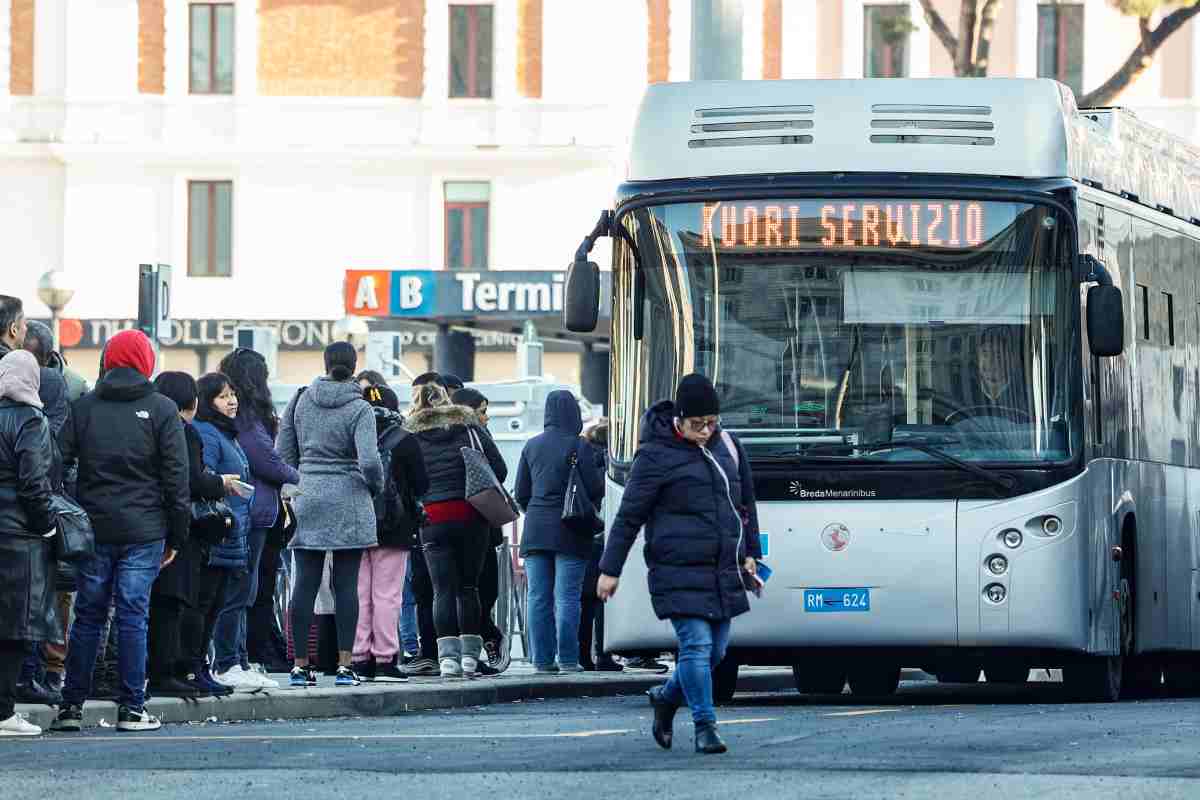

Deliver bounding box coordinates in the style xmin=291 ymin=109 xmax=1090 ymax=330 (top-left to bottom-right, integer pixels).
xmin=563 ymin=78 xmax=1200 ymax=702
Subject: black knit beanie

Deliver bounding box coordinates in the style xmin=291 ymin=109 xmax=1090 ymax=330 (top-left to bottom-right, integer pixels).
xmin=675 ymin=373 xmax=719 ymax=418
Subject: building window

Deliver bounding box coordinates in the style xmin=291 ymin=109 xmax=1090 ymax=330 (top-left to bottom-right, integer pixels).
xmin=1138 ymin=284 xmax=1149 ymax=340
xmin=1165 ymin=292 xmax=1175 ymax=346
xmin=449 ymin=5 xmax=494 ymax=98
xmin=190 ymin=3 xmax=235 ymax=94
xmin=864 ymin=4 xmax=911 ymax=78
xmin=445 ymin=182 xmax=490 ymax=270
xmin=189 ymin=181 xmax=233 ymax=277
xmin=1037 ymin=3 xmax=1084 ymax=97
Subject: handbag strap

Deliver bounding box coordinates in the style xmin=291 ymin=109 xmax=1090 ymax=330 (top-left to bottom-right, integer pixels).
xmin=467 ymin=426 xmax=483 ymax=453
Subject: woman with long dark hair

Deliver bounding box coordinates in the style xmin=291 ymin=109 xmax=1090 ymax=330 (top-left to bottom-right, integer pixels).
xmin=278 ymin=342 xmax=383 ymax=687
xmin=405 ymin=383 xmax=506 ymax=678
xmin=190 ymin=373 xmax=256 ymax=692
xmin=214 ymin=348 xmax=298 ymax=688
xmin=151 ymin=371 xmax=237 ymax=698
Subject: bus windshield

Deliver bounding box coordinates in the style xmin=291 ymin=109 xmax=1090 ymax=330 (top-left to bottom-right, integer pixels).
xmin=610 ymin=197 xmax=1079 ymax=466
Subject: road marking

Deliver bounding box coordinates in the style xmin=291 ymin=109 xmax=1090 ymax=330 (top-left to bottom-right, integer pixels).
xmin=45 ymin=729 xmax=635 ymax=744
xmin=718 ymin=718 xmax=778 ymax=726
xmin=822 ymin=709 xmax=902 ymax=717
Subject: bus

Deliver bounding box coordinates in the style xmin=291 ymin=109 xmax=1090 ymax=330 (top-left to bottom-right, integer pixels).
xmin=562 ymin=78 xmax=1200 ymax=702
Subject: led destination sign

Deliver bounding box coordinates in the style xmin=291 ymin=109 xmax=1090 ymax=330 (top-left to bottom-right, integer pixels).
xmin=698 ymin=200 xmax=996 ymax=250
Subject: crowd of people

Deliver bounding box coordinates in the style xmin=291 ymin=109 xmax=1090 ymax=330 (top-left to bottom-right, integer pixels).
xmin=1 ymin=291 xmax=760 ymax=754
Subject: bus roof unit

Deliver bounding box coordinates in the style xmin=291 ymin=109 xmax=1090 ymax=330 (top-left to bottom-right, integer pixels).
xmin=629 ymin=78 xmax=1200 ymax=222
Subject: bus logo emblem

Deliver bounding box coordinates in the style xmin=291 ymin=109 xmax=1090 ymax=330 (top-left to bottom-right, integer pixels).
xmin=821 ymin=523 xmax=851 ymax=552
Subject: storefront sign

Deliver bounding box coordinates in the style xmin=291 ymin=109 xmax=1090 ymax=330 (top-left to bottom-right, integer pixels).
xmin=345 ymin=270 xmax=612 ymax=320
xmin=46 ymin=318 xmax=572 ymax=353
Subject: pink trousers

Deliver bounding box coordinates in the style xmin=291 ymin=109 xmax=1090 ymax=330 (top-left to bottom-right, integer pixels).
xmin=352 ymin=547 xmax=409 ymax=662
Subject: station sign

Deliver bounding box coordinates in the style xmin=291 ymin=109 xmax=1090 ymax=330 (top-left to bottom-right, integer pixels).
xmin=345 ymin=269 xmax=612 ymax=320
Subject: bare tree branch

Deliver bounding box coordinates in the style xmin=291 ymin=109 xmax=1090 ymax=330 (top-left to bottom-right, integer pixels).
xmin=973 ymin=0 xmax=1003 ymax=77
xmin=915 ymin=0 xmax=958 ymax=62
xmin=1079 ymin=7 xmax=1200 ymax=107
xmin=955 ymin=0 xmax=979 ymax=76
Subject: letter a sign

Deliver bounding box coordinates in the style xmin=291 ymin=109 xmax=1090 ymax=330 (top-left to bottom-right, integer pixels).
xmin=344 ymin=271 xmax=392 ymax=317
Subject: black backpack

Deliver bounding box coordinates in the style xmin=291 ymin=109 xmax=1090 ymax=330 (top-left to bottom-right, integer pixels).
xmin=374 ymin=424 xmax=419 ymax=546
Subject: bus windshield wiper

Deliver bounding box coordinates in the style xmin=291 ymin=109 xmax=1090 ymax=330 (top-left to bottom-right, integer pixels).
xmin=801 ymin=438 xmax=1014 ymax=492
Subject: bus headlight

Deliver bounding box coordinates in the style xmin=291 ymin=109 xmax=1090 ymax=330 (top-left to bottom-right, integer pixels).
xmin=984 ymin=584 xmax=1007 ymax=604
xmin=986 ymin=555 xmax=1008 ymax=575
xmin=1002 ymin=529 xmax=1023 ymax=549
xmin=1042 ymin=516 xmax=1062 ymax=536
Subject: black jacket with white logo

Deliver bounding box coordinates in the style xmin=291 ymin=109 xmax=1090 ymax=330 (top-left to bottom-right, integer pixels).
xmin=61 ymin=367 xmax=190 ymax=550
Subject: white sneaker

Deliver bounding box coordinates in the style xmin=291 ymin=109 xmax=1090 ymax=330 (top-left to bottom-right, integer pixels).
xmin=215 ymin=665 xmax=263 ymax=694
xmin=0 ymin=713 xmax=41 ymax=737
xmin=243 ymin=665 xmax=280 ymax=690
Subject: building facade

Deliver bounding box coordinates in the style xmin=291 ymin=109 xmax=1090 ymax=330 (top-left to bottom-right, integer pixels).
xmin=2 ymin=0 xmax=1198 ymax=387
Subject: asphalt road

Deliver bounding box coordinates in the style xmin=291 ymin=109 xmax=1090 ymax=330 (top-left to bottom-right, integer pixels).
xmin=4 ymin=678 xmax=1200 ymax=798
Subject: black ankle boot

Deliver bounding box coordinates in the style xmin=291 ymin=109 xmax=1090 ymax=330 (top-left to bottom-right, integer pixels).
xmin=647 ymin=687 xmax=677 ymax=750
xmin=694 ymin=723 xmax=727 ymax=754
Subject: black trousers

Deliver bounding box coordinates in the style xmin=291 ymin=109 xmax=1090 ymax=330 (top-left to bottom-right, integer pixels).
xmin=421 ymin=521 xmax=488 ymax=639
xmin=179 ymin=564 xmax=232 ymax=672
xmin=477 ymin=542 xmax=502 ymax=644
xmin=247 ymin=539 xmax=285 ymax=666
xmin=580 ymin=537 xmax=604 ymax=664
xmin=0 ymin=639 xmax=24 ymax=719
xmin=147 ymin=596 xmax=184 ymax=681
xmin=289 ymin=549 xmax=362 ymax=655
xmin=410 ymin=544 xmax=438 ymax=660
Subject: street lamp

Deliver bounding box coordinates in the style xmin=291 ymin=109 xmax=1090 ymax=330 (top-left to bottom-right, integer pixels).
xmin=36 ymin=270 xmax=76 ymax=352
xmin=333 ymin=315 xmax=370 ymax=350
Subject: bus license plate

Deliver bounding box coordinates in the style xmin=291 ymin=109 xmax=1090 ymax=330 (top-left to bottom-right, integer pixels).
xmin=804 ymin=588 xmax=871 ymax=613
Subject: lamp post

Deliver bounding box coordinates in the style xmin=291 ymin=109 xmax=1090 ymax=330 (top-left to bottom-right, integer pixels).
xmin=36 ymin=270 xmax=76 ymax=352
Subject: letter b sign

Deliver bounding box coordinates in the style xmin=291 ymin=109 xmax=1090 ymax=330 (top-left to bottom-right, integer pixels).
xmin=398 ymin=276 xmax=424 ymax=310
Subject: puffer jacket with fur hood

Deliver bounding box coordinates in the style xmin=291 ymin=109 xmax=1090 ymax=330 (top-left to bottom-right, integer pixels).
xmin=404 ymin=404 xmax=507 ymax=505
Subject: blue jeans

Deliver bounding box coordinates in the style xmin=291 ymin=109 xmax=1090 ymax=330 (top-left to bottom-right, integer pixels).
xmin=399 ymin=561 xmax=419 ymax=656
xmin=63 ymin=540 xmax=165 ymax=710
xmin=212 ymin=526 xmax=266 ymax=673
xmin=660 ymin=616 xmax=732 ymax=726
xmin=524 ymin=552 xmax=588 ymax=670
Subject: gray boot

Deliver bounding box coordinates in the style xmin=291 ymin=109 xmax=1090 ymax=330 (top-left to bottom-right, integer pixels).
xmin=437 ymin=637 xmax=463 ymax=678
xmin=460 ymin=635 xmax=484 ymax=677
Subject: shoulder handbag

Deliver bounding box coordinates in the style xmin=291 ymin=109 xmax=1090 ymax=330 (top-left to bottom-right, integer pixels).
xmin=191 ymin=496 xmax=235 ymax=546
xmin=562 ymin=439 xmax=603 ymax=534
xmin=49 ymin=492 xmax=94 ymax=562
xmin=461 ymin=427 xmax=520 ymax=527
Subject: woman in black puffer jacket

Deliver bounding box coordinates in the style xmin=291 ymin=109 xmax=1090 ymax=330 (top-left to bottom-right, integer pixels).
xmin=598 ymin=374 xmax=761 ymax=756
xmin=0 ymin=350 xmax=57 ymax=736
xmin=405 ymin=383 xmax=506 ymax=679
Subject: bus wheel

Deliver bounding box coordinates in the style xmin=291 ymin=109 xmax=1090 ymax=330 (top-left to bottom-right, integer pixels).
xmin=713 ymin=657 xmax=739 ymax=704
xmin=847 ymin=664 xmax=901 ymax=697
xmin=983 ymin=664 xmax=1030 ymax=684
xmin=792 ymin=663 xmax=847 ymax=695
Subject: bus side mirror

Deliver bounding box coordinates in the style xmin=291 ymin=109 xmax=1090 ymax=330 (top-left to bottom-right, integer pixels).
xmin=564 ymin=260 xmax=601 ymax=333
xmin=1087 ymin=284 xmax=1124 ymax=357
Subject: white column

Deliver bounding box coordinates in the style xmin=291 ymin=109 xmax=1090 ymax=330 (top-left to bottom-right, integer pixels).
xmin=1013 ymin=0 xmax=1037 ymax=78
xmin=165 ymin=0 xmax=188 ymax=96
xmin=34 ymin=0 xmax=68 ymax=95
xmin=493 ymin=0 xmax=518 ymax=102
xmin=842 ymin=0 xmax=864 ymax=79
xmin=423 ymin=0 xmax=449 ymax=100
xmin=907 ymin=0 xmax=930 ymax=77
xmin=235 ymin=0 xmax=257 ymax=97
xmin=669 ymin=0 xmax=692 ymax=82
xmin=780 ymin=0 xmax=817 ymax=78
xmin=742 ymin=0 xmax=763 ymax=79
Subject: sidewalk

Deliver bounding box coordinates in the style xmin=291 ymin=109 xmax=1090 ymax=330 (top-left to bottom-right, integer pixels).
xmin=14 ymin=665 xmax=797 ymax=731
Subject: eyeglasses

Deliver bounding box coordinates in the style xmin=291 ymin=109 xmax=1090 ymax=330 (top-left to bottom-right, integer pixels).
xmin=682 ymin=417 xmax=719 ymax=432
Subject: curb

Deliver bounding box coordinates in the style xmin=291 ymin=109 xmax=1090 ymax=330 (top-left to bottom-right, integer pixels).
xmin=16 ymin=669 xmax=796 ymax=731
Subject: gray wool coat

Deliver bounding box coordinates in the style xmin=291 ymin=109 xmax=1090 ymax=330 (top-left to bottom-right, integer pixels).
xmin=278 ymin=377 xmax=383 ymax=551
